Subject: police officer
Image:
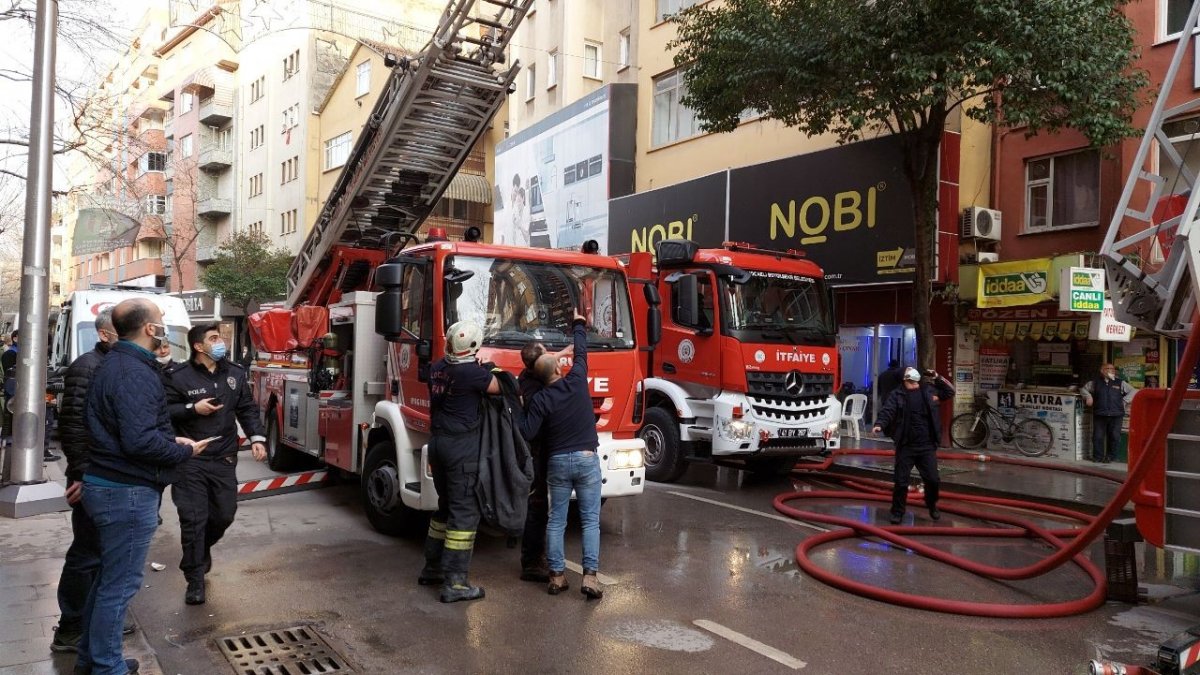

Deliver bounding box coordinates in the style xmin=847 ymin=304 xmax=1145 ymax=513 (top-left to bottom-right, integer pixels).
xmin=164 ymin=323 xmax=267 ymax=605
xmin=418 ymin=320 xmax=500 ymax=603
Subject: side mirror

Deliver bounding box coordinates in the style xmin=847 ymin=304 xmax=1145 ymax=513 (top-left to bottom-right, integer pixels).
xmin=375 ymin=261 xmax=405 ymax=342
xmin=416 ymin=341 xmax=432 ymax=361
xmin=646 ymin=306 xmax=662 ymax=348
xmin=644 ymin=283 xmax=661 ymax=307
xmin=674 ymin=274 xmax=699 ymax=327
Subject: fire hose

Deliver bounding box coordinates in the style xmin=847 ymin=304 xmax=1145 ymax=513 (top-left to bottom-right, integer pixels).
xmin=772 ymin=314 xmax=1200 ymax=618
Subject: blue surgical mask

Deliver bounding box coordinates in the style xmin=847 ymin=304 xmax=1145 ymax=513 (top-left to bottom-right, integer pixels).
xmin=209 ymin=341 xmax=227 ymax=361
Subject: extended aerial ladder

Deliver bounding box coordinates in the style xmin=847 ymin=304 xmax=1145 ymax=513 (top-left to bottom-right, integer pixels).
xmin=285 ymin=0 xmax=532 ymax=307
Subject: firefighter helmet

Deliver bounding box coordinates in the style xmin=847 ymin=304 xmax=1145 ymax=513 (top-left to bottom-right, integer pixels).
xmin=445 ymin=321 xmax=483 ymax=364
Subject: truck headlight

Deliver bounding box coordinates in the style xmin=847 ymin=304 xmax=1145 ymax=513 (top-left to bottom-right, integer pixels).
xmin=719 ymin=418 xmax=754 ymax=441
xmin=610 ymin=449 xmax=644 ymax=469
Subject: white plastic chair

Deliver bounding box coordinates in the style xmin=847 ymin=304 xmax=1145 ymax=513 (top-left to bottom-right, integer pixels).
xmin=840 ymin=394 xmax=868 ymax=440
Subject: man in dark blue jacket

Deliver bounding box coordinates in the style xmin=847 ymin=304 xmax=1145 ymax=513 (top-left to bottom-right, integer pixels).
xmin=75 ymin=299 xmax=208 ymax=675
xmin=519 ymin=311 xmax=604 ymax=600
xmin=873 ymin=367 xmax=954 ymax=525
xmin=1081 ymin=363 xmax=1136 ymax=463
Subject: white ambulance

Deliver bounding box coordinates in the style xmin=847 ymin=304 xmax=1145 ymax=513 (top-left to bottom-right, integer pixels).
xmin=49 ymin=287 xmax=192 ymax=373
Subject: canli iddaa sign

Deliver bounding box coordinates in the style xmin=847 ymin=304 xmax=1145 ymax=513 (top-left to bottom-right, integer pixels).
xmin=1059 ymin=266 xmax=1104 ymax=313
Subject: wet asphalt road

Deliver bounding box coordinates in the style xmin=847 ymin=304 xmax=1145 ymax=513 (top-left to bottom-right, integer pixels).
xmin=124 ymin=457 xmax=1200 ymax=675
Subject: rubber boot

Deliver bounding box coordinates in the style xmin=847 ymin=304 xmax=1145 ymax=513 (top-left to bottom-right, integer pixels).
xmin=417 ymin=524 xmax=446 ymax=586
xmin=439 ymin=547 xmax=484 ymax=603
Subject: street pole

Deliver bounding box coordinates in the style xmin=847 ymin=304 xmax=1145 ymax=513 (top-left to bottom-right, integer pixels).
xmin=0 ymin=0 xmax=66 ymax=518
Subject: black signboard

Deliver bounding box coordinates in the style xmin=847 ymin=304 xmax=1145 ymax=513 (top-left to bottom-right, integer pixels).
xmin=607 ymin=171 xmax=728 ymax=255
xmin=728 ymin=136 xmax=916 ymax=285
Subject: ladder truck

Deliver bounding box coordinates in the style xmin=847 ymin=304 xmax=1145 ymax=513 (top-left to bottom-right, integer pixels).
xmin=247 ymin=0 xmax=647 ymax=536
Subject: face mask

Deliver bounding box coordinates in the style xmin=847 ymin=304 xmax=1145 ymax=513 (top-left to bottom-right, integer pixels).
xmin=147 ymin=323 xmax=167 ymax=348
xmin=208 ymin=341 xmax=227 ymax=361
xmin=156 ymin=354 xmax=173 ymax=365
xmin=1105 ymin=372 xmax=1116 ymax=381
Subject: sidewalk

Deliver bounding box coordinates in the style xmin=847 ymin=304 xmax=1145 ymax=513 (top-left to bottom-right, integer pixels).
xmin=0 ymin=452 xmax=164 ymax=675
xmin=829 ymin=435 xmax=1129 ymax=513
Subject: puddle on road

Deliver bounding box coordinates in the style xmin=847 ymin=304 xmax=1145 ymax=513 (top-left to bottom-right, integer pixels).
xmin=607 ymin=619 xmax=714 ymax=652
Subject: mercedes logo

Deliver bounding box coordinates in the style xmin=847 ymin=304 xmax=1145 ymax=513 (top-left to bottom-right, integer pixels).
xmin=784 ymin=370 xmax=804 ymax=396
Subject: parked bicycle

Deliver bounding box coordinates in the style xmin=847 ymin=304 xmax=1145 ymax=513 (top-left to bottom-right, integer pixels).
xmin=950 ymin=395 xmax=1054 ymax=457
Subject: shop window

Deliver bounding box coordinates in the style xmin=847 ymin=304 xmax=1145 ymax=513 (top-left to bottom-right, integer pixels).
xmin=652 ymin=69 xmax=700 ymax=147
xmin=1024 ymin=149 xmax=1099 ymax=233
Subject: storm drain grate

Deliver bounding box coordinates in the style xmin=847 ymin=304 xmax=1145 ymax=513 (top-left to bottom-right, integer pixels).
xmin=216 ymin=625 xmax=354 ymax=675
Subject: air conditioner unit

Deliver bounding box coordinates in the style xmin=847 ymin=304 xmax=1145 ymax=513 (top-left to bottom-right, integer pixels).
xmin=961 ymin=206 xmax=1002 ymax=242
xmin=976 ymin=252 xmax=999 ymax=264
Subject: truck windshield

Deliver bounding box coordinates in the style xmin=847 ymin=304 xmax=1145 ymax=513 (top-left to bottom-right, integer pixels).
xmin=444 ymin=256 xmax=636 ymax=351
xmin=721 ymin=270 xmax=836 ymax=347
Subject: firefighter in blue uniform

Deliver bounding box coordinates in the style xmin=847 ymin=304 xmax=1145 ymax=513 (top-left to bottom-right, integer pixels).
xmin=164 ymin=323 xmax=267 ymax=605
xmin=418 ymin=320 xmax=500 ymax=603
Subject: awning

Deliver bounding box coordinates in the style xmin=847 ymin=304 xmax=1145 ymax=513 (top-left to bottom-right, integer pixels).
xmin=71 ymin=208 xmax=142 ymax=256
xmin=444 ymin=173 xmax=492 ymax=204
xmin=180 ymin=66 xmax=217 ymax=94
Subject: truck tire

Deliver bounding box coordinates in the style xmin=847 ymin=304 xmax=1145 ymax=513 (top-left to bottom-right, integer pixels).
xmin=265 ymin=409 xmax=300 ymax=473
xmin=746 ymin=456 xmax=798 ymax=477
xmin=361 ymin=440 xmax=426 ymax=538
xmin=639 ymin=406 xmax=687 ymax=483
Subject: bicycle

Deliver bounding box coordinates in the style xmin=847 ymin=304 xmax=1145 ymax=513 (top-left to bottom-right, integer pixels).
xmin=950 ymin=396 xmax=1055 ymax=457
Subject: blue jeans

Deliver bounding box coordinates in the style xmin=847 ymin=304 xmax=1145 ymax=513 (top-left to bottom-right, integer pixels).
xmin=77 ymin=483 xmax=160 ymax=675
xmin=546 ymin=450 xmax=602 ymax=573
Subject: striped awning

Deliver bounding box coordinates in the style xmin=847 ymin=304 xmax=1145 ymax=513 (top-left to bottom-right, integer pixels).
xmin=444 ymin=173 xmax=492 ymax=204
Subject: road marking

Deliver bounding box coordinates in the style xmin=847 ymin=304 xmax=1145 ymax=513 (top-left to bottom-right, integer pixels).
xmin=666 ymin=490 xmax=829 ymax=533
xmin=563 ymin=560 xmax=618 ymax=585
xmin=694 ymin=619 xmax=807 ymax=670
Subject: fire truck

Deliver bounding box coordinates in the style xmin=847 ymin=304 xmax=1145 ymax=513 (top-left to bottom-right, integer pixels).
xmin=626 ymin=239 xmax=841 ymax=482
xmin=246 ymin=0 xmax=646 ymax=536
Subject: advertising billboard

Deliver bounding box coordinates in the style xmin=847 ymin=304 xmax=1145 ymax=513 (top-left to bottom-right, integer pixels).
xmin=494 ymin=84 xmax=635 ymax=252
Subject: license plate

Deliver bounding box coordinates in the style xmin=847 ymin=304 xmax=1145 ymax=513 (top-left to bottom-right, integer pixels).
xmin=778 ymin=428 xmax=807 ymax=438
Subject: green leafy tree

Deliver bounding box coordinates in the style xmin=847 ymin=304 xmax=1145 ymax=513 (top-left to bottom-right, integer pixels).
xmin=671 ymin=0 xmax=1147 ymax=370
xmin=200 ymin=230 xmax=291 ymax=361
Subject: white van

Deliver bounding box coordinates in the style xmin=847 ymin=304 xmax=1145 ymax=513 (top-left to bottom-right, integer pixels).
xmin=49 ymin=288 xmax=192 ymax=373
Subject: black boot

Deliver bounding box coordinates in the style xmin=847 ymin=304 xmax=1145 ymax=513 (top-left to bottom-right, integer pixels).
xmin=418 ymin=529 xmax=445 ymax=586
xmin=439 ymin=546 xmax=484 ymax=603
xmin=185 ymin=578 xmax=205 ymax=605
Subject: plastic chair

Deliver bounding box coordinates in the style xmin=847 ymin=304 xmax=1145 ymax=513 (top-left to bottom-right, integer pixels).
xmin=840 ymin=394 xmax=868 ymax=440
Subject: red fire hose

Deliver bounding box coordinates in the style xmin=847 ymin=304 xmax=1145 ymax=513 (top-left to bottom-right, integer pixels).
xmin=773 ymin=316 xmax=1200 ymax=617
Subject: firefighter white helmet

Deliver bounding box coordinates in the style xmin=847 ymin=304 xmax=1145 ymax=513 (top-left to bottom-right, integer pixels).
xmin=445 ymin=321 xmax=483 ymax=364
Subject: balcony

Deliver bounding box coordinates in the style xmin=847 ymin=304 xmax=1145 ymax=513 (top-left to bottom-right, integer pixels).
xmin=195 ymin=244 xmax=218 ymax=263
xmin=198 ymin=144 xmax=232 ymax=171
xmin=197 ymin=197 xmax=232 ymax=218
xmin=198 ymin=97 xmax=233 ymax=126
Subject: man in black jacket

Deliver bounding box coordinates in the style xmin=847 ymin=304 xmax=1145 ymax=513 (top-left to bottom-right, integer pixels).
xmin=873 ymin=367 xmax=954 ymax=525
xmin=164 ymin=323 xmax=267 ymax=605
xmin=50 ymin=309 xmax=126 ymax=653
xmin=76 ymin=299 xmax=208 ymax=675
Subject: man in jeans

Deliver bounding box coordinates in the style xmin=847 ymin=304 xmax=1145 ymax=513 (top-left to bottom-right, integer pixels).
xmin=50 ymin=309 xmax=133 ymax=653
xmin=519 ymin=311 xmax=604 ymax=600
xmin=77 ymin=299 xmax=209 ymax=675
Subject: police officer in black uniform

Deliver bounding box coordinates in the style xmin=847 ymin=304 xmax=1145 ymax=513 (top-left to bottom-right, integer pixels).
xmin=417 ymin=320 xmax=500 ymax=603
xmin=164 ymin=323 xmax=267 ymax=605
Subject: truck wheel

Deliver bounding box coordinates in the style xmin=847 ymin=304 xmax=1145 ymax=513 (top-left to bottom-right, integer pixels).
xmin=746 ymin=456 xmax=798 ymax=477
xmin=361 ymin=441 xmax=426 ymax=538
xmin=639 ymin=407 xmax=686 ymax=483
xmin=265 ymin=409 xmax=307 ymax=473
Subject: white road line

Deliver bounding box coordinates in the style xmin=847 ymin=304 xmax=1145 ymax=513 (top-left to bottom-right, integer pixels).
xmin=563 ymin=560 xmax=619 ymax=585
xmin=666 ymin=490 xmax=829 ymax=533
xmin=694 ymin=619 xmax=807 ymax=670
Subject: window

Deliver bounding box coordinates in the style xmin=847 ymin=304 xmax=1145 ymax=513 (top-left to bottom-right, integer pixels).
xmin=250 ymin=76 xmax=265 ymax=103
xmin=249 ymin=173 xmax=263 ymax=197
xmin=355 ymin=60 xmax=370 ymax=97
xmin=526 ymin=64 xmax=536 ymax=100
xmin=180 ymin=92 xmax=194 ymax=114
xmin=179 ymin=134 xmax=193 ymax=157
xmin=618 ymin=30 xmax=630 ymax=69
xmin=433 ymin=198 xmax=471 ymax=220
xmin=652 ymin=69 xmax=700 ymax=147
xmin=280 ymin=208 xmax=298 ymax=235
xmin=250 ymin=125 xmax=264 ymax=150
xmin=281 ymin=156 xmax=299 ymax=183
xmin=1165 ymin=0 xmax=1192 ymax=38
xmin=283 ymin=50 xmax=300 ymax=80
xmin=656 ymin=0 xmax=699 ymax=22
xmin=248 ymin=221 xmax=263 ymax=234
xmin=1024 ymin=149 xmax=1100 ymax=232
xmin=324 ymin=131 xmax=352 ymax=170
xmin=583 ymin=42 xmax=601 ymax=79
xmin=217 ymin=128 xmax=232 ymax=150
xmin=547 ymin=51 xmax=558 ymax=88
xmin=282 ymin=103 xmax=299 ymax=131
xmin=145 ymin=195 xmax=166 ymax=215
xmin=138 ymin=152 xmax=165 ymax=174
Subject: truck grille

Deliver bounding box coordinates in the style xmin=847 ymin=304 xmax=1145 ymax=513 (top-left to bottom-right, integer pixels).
xmin=746 ymin=372 xmax=833 ymax=423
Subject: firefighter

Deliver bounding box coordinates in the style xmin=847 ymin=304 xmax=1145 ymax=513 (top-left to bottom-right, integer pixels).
xmin=418 ymin=320 xmax=500 ymax=603
xmin=164 ymin=323 xmax=268 ymax=605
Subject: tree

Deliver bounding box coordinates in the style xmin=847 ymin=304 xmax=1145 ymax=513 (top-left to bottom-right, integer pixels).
xmin=200 ymin=230 xmax=292 ymax=364
xmin=670 ymin=0 xmax=1147 ymax=370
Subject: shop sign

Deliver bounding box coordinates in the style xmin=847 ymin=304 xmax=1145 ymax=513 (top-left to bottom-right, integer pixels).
xmin=977 ymin=258 xmax=1053 ymax=308
xmin=608 ymin=171 xmax=729 ymax=256
xmin=1088 ymin=300 xmax=1132 ymax=342
xmin=177 ymin=290 xmax=215 ymax=317
xmin=1059 ymin=267 xmax=1104 ymax=313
